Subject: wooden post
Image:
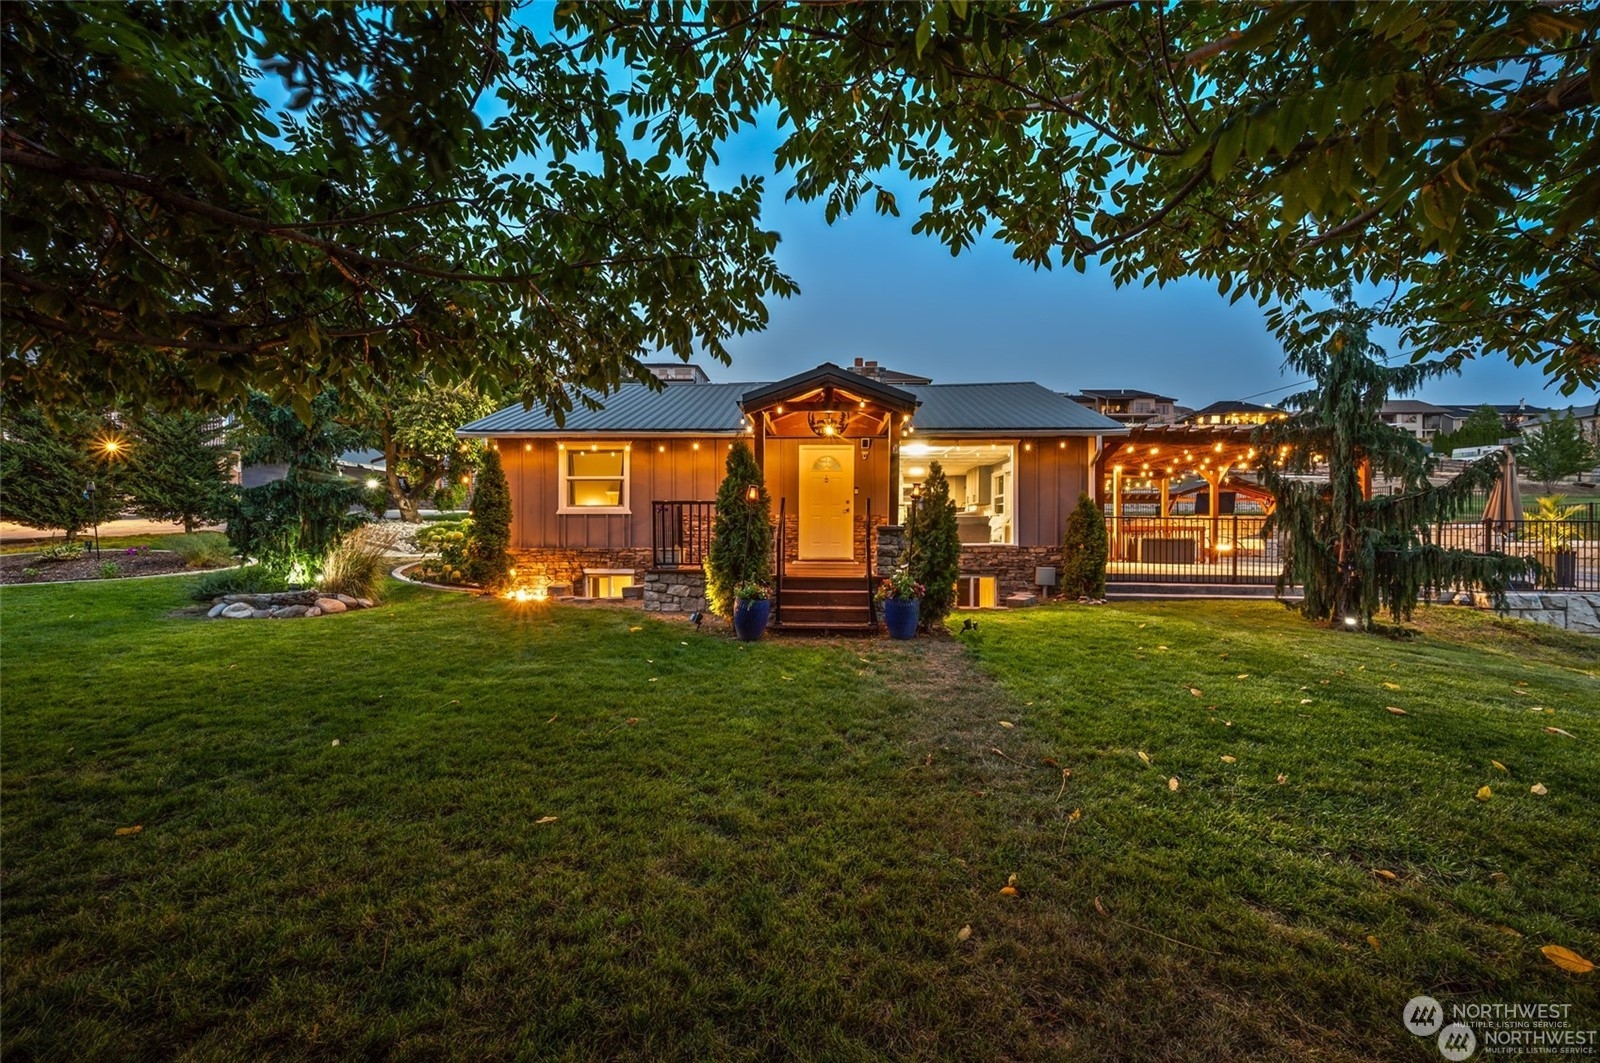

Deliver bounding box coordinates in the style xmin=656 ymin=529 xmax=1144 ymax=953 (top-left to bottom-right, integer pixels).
xmin=887 ymin=413 xmax=902 ymax=525
xmin=1111 ymin=465 xmax=1124 ymax=560
xmin=1158 ymin=476 xmax=1170 ymax=519
xmin=1358 ymin=454 xmax=1373 ymax=500
xmin=752 ymin=411 xmax=766 ymax=471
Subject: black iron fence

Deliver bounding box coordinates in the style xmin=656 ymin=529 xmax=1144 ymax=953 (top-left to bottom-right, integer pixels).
xmin=1107 ymin=515 xmax=1282 ymax=585
xmin=651 ymin=500 xmax=714 ymax=569
xmin=1436 ymin=516 xmax=1600 ymax=592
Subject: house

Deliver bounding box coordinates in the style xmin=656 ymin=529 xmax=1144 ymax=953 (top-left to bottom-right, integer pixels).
xmin=1525 ymin=402 xmax=1600 ymax=442
xmin=1066 ymin=389 xmax=1179 ymax=426
xmin=1182 ymin=400 xmax=1287 ymax=426
xmin=457 ymin=362 xmax=1126 ymax=622
xmin=1380 ymin=400 xmax=1455 ymax=439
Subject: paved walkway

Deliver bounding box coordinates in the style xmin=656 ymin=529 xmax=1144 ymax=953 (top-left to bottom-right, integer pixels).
xmin=0 ymin=519 xmax=222 ymax=544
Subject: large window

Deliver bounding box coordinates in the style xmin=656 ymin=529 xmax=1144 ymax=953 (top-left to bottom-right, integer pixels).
xmin=559 ymin=443 xmax=629 ymax=513
xmin=900 ymin=441 xmax=1015 ymax=545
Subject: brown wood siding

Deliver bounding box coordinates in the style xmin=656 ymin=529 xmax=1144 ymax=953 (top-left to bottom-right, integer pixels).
xmin=494 ymin=437 xmax=730 ymax=550
xmin=1014 ymin=438 xmax=1088 ymax=547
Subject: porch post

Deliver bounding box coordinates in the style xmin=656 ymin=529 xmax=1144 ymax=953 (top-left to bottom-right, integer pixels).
xmin=888 ymin=414 xmax=902 ymax=524
xmin=1159 ymin=476 xmax=1170 ymax=518
xmin=752 ymin=412 xmax=766 ymax=472
xmin=1111 ymin=465 xmax=1124 ymax=561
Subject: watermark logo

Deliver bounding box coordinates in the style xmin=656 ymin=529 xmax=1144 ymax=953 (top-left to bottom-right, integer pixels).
xmin=1438 ymin=1023 xmax=1477 ymax=1062
xmin=1405 ymin=996 xmax=1446 ymax=1037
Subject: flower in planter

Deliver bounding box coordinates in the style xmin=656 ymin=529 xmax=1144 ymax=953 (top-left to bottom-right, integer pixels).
xmin=874 ymin=568 xmax=925 ymax=604
xmin=734 ymin=582 xmax=771 ymax=602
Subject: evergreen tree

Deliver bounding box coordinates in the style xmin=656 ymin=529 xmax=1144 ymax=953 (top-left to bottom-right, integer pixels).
xmin=1259 ymin=290 xmax=1525 ymax=628
xmin=0 ymin=406 xmax=125 ymax=539
xmin=1520 ymin=411 xmax=1597 ymax=493
xmin=704 ymin=440 xmax=771 ymax=617
xmin=228 ymin=392 xmax=367 ymax=577
xmin=1061 ymin=492 xmax=1109 ymax=598
xmin=907 ymin=461 xmax=961 ymax=630
xmin=466 ymin=446 xmax=512 ymax=590
xmin=126 ymin=411 xmax=234 ymax=533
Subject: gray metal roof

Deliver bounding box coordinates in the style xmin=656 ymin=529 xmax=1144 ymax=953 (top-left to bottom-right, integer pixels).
xmin=905 ymin=383 xmax=1125 ymax=433
xmin=461 ymin=378 xmax=1126 ymax=436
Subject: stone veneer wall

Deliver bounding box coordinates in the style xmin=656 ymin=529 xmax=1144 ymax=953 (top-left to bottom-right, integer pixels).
xmin=873 ymin=528 xmax=1061 ymax=602
xmin=1459 ymin=591 xmax=1600 ymax=633
xmin=509 ymin=547 xmax=654 ymax=591
xmin=777 ymin=513 xmax=887 ymax=564
xmin=644 ymin=569 xmax=708 ymax=613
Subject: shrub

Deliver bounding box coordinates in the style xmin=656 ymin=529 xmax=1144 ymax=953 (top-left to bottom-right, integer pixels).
xmin=465 ymin=448 xmax=511 ymax=589
xmin=124 ymin=410 xmax=233 ymax=532
xmin=98 ymin=560 xmax=121 ymax=579
xmin=319 ymin=526 xmax=397 ymax=601
xmin=1061 ymin=492 xmax=1108 ymax=598
xmin=35 ymin=541 xmax=87 ymax=563
xmin=189 ymin=565 xmax=290 ymax=602
xmin=165 ymin=532 xmax=235 ymax=569
xmin=907 ymin=461 xmax=960 ymax=630
xmin=704 ymin=440 xmax=771 ymax=617
xmin=414 ymin=519 xmax=472 ymax=584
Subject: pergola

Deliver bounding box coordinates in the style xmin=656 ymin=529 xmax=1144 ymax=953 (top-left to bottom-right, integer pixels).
xmin=1093 ymin=424 xmax=1278 ymax=560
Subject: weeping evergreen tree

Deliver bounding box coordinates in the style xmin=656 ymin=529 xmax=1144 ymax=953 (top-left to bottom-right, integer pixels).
xmin=907 ymin=460 xmax=961 ymax=630
xmin=1259 ymin=290 xmax=1526 ymax=629
xmin=704 ymin=440 xmax=771 ymax=617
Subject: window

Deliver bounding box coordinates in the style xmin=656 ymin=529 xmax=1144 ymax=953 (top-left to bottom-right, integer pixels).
xmin=899 ymin=441 xmax=1015 ymax=545
xmin=584 ymin=571 xmax=635 ymax=599
xmin=957 ymin=575 xmax=998 ymax=609
xmin=559 ymin=444 xmax=629 ymax=513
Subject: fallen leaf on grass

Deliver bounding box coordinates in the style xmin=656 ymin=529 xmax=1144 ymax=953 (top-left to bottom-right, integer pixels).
xmin=1366 ymin=935 xmax=1381 ymax=952
xmin=1511 ymin=686 xmax=1531 ymax=697
xmin=1093 ymin=896 xmax=1110 ymax=917
xmin=1372 ymin=869 xmax=1398 ymax=881
xmin=999 ymin=720 xmax=1014 ymax=729
xmin=1382 ymin=682 xmax=1401 ymax=690
xmin=1476 ymin=786 xmax=1493 ymax=801
xmin=1007 ymin=872 xmax=1019 ymax=887
xmin=1137 ymin=751 xmax=1152 ymax=766
xmin=1541 ymin=945 xmax=1595 ymax=975
xmin=648 ymin=677 xmax=658 ymax=683
xmin=680 ymin=641 xmax=688 ymax=646
xmin=1042 ymin=757 xmax=1059 ymax=768
xmin=626 ymin=718 xmax=639 ymax=726
xmin=1068 ymin=808 xmax=1082 ymax=823
xmin=547 ymin=714 xmax=557 ymax=723
xmin=1300 ymin=699 xmax=1313 ymax=705
xmin=957 ymin=925 xmax=972 ymax=942
xmin=535 ymin=816 xmax=558 ymax=825
xmin=331 ymin=739 xmax=340 ymax=746
xmin=1531 ymin=783 xmax=1549 ymax=796
xmin=114 ymin=825 xmax=143 ymax=837
xmin=1491 ymin=760 xmax=1508 ymax=773
xmin=1235 ymin=674 xmax=1249 ymax=680
xmin=999 ymin=886 xmax=1019 ymax=897
xmin=781 ymin=675 xmax=793 ymax=681
xmin=1498 ymin=925 xmax=1523 ymax=937
xmin=1385 ymin=706 xmax=1408 ymax=716
xmin=1188 ymin=687 xmax=1203 ymax=697
xmin=628 ymin=626 xmax=641 ymax=632
xmin=1168 ymin=777 xmax=1180 ymax=791
xmin=1544 ymin=727 xmax=1577 ymax=739
xmin=1220 ymin=755 xmax=1237 ymax=763
xmin=1276 ymin=774 xmax=1288 ymax=785
xmin=925 ymin=753 xmax=934 ymax=766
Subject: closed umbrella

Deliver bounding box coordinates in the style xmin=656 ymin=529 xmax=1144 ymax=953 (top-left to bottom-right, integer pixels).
xmin=1481 ymin=446 xmax=1523 ymax=534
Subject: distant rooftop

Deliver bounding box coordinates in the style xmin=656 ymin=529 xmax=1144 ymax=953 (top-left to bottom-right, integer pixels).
xmin=843 ymin=357 xmax=933 ymax=386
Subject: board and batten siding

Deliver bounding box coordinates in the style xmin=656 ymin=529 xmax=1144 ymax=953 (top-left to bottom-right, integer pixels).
xmin=1012 ymin=437 xmax=1090 ymax=548
xmin=494 ymin=437 xmax=731 ymax=550
xmin=761 ymin=436 xmax=892 ymax=529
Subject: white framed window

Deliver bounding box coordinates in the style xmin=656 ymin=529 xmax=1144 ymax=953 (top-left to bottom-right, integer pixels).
xmin=558 ymin=443 xmax=630 ymax=514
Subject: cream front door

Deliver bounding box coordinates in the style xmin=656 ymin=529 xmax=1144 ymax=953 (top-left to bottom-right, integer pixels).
xmin=798 ymin=445 xmax=855 ymax=560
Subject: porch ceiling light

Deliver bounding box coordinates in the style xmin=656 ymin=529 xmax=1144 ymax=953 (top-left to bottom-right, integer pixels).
xmin=807 ymin=409 xmax=851 ymax=437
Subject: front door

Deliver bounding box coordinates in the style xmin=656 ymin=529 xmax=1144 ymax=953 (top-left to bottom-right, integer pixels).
xmin=798 ymin=445 xmax=854 ymax=560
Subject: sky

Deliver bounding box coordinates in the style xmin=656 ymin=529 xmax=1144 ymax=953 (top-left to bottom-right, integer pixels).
xmin=693 ymin=132 xmax=1575 ymax=410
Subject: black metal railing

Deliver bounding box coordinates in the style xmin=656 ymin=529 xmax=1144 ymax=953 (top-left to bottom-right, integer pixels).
xmin=1439 ymin=517 xmax=1600 ymax=591
xmin=775 ymin=497 xmax=786 ymax=625
xmin=864 ymin=496 xmax=876 ymax=627
xmin=651 ymin=500 xmax=714 ymax=569
xmin=1106 ymin=514 xmax=1282 ymax=585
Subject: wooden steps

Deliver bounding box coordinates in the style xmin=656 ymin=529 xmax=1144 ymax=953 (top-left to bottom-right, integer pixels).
xmin=775 ymin=573 xmax=877 ymax=633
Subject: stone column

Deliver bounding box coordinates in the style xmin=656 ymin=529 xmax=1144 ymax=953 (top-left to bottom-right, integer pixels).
xmin=876 ymin=525 xmax=906 ymax=576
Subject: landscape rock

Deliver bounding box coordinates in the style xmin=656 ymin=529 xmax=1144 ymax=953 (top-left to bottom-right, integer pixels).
xmin=207 ymin=601 xmax=229 ymax=619
xmin=306 ymin=606 xmax=322 ymax=617
xmin=356 ymin=598 xmax=374 ymax=608
xmin=315 ymin=597 xmax=347 ymax=614
xmin=250 ymin=609 xmax=273 ymax=619
xmin=271 ymin=605 xmax=309 ymax=619
xmin=220 ymin=602 xmax=254 ymax=619
xmin=335 ymin=594 xmax=360 ymax=606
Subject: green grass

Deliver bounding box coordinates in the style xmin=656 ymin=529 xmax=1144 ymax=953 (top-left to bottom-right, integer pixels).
xmin=3 ymin=581 xmax=1597 ymax=1061
xmin=1 ymin=532 xmax=213 ymax=556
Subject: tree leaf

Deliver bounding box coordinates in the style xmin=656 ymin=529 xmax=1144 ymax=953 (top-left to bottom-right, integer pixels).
xmin=957 ymin=924 xmax=972 ymax=942
xmin=1491 ymin=760 xmax=1508 ymax=772
xmin=1168 ymin=776 xmax=1180 ymax=791
xmin=535 ymin=815 xmax=558 ymax=825
xmin=1366 ymin=935 xmax=1382 ymax=952
xmin=1373 ymin=869 xmax=1398 ymax=880
xmin=114 ymin=825 xmax=143 ymax=836
xmin=999 ymin=885 xmax=1019 ymax=896
xmin=1385 ymin=706 xmax=1408 ymax=715
xmin=1220 ymin=755 xmax=1237 ymax=763
xmin=1544 ymin=727 xmax=1577 ymax=738
xmin=1531 ymin=782 xmax=1549 ymax=796
xmin=1540 ymin=945 xmax=1595 ymax=975
xmin=1093 ymin=896 xmax=1110 ymax=917
xmin=1475 ymin=786 xmax=1493 ymax=801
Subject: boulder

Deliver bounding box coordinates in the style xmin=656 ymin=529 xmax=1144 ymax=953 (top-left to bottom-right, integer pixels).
xmin=356 ymin=598 xmax=374 ymax=609
xmin=334 ymin=594 xmax=360 ymax=606
xmin=207 ymin=601 xmax=229 ymax=619
xmin=272 ymin=605 xmax=309 ymax=619
xmin=305 ymin=606 xmax=322 ymax=617
xmin=220 ymin=602 xmax=255 ymax=619
xmin=315 ymin=597 xmax=347 ymax=614
xmin=249 ymin=609 xmax=273 ymax=619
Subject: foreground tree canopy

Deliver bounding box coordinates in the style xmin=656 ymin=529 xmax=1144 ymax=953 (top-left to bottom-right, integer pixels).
xmin=573 ymin=1 xmax=1599 ymax=392
xmin=1 ymin=2 xmax=792 ymax=416
xmin=4 ymin=2 xmax=1596 ymax=414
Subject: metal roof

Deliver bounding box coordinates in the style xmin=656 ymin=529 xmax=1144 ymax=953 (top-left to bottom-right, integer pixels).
xmin=905 ymin=383 xmax=1125 ymax=433
xmin=461 ymin=377 xmax=1126 ymax=436
xmin=739 ymin=362 xmax=920 ymax=413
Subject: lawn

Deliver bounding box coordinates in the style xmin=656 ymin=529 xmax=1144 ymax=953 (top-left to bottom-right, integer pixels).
xmin=2 ymin=578 xmax=1596 ymax=1061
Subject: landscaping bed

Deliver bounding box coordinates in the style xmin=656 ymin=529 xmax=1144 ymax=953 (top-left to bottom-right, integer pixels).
xmin=0 ymin=547 xmax=196 ymax=585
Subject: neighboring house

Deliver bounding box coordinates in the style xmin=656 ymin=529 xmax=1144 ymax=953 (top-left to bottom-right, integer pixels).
xmin=457 ymin=362 xmax=1126 ymax=619
xmin=1380 ymin=400 xmax=1455 ymax=439
xmin=1183 ymin=400 xmax=1287 ymax=426
xmin=1520 ymin=403 xmax=1595 ymax=440
xmin=1067 ymin=389 xmax=1179 ymax=426
xmin=842 ymin=356 xmax=934 ymax=386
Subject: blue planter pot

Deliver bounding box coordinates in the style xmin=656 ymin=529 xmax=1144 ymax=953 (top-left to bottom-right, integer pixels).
xmin=882 ymin=597 xmax=920 ymax=640
xmin=733 ymin=598 xmax=771 ymax=642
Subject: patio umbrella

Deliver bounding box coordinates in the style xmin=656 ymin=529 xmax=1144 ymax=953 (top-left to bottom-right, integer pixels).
xmin=1481 ymin=446 xmax=1524 ymax=533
